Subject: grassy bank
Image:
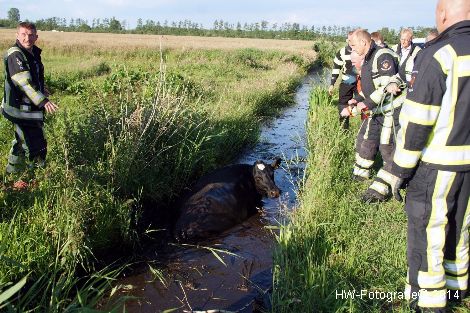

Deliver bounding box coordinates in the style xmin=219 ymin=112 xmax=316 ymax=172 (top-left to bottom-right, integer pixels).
xmin=272 ymin=85 xmax=412 ymax=312
xmin=0 ymin=32 xmax=314 ymax=311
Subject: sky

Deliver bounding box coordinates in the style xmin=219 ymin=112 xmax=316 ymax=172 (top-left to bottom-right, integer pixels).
xmin=1 ymin=0 xmax=437 ymax=30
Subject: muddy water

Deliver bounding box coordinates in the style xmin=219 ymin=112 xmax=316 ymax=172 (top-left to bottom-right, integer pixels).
xmin=114 ymin=70 xmax=325 ymax=313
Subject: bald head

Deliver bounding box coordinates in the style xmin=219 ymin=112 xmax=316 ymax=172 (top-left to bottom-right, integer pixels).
xmin=349 ymin=29 xmax=372 ymax=56
xmin=436 ymin=0 xmax=470 ymax=33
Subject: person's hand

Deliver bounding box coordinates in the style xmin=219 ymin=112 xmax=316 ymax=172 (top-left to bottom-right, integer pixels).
xmin=348 ymin=98 xmax=357 ymax=105
xmin=356 ymin=102 xmax=368 ymax=112
xmin=44 ymin=101 xmax=58 ymax=114
xmin=386 ymin=83 xmax=401 ymax=95
xmin=328 ymin=85 xmax=334 ymax=96
xmin=340 ymin=107 xmax=351 ymax=117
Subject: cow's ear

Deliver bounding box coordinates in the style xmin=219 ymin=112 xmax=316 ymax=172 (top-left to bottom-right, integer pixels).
xmin=271 ymin=157 xmax=281 ymax=169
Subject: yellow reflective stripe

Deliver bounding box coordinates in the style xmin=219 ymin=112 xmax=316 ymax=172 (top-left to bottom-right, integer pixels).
xmin=434 ymin=44 xmax=457 ymax=75
xmin=417 ymin=270 xmax=446 ymax=289
xmin=1 ymin=102 xmax=43 ymax=120
xmin=379 ymin=114 xmax=394 ymax=144
xmin=444 ymin=259 xmax=468 ymax=275
xmin=7 ymin=47 xmax=24 ymax=57
xmin=369 ymin=181 xmax=388 ymax=195
xmin=10 ymin=71 xmax=31 ymax=83
xmin=446 ymin=275 xmax=468 ymax=290
xmin=458 ymin=55 xmax=470 ymax=76
xmin=377 ymin=169 xmax=394 ymax=184
xmin=369 ymin=90 xmax=383 ymax=104
xmin=355 ymin=152 xmax=374 ymax=168
xmin=393 ymin=145 xmax=422 ymax=169
xmin=8 ymin=154 xmax=22 ymax=164
xmin=353 ymin=166 xmax=370 ymax=178
xmin=404 ymin=283 xmax=412 ymax=300
xmin=427 ymin=172 xmax=454 ymax=277
xmin=10 ymin=72 xmax=46 ymax=106
xmin=418 ymin=289 xmax=447 ymax=308
xmin=401 ymin=99 xmax=441 ymax=126
xmin=421 ymin=145 xmax=470 ymax=165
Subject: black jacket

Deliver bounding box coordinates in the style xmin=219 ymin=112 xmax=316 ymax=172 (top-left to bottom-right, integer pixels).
xmin=392 ymin=20 xmax=470 ymax=177
xmin=2 ymin=40 xmax=48 ymax=125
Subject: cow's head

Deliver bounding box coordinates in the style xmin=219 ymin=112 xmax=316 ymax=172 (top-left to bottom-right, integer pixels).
xmin=252 ymin=158 xmax=281 ymax=198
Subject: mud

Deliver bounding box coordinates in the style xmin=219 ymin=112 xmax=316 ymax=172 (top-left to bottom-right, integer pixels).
xmin=110 ymin=70 xmax=326 ymax=312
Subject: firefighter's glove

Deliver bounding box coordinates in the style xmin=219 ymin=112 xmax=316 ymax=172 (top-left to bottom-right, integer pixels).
xmin=384 ymin=173 xmax=405 ymax=202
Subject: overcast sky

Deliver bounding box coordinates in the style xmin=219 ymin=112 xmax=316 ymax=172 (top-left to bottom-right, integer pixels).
xmin=1 ymin=0 xmax=437 ymax=30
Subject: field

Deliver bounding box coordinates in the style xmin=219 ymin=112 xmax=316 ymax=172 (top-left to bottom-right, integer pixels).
xmin=0 ymin=30 xmax=315 ymax=311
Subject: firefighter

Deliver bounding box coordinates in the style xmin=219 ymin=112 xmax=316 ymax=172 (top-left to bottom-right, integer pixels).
xmin=2 ymin=22 xmax=58 ymax=189
xmin=392 ymin=28 xmax=422 ymax=85
xmin=345 ymin=29 xmax=404 ymax=203
xmin=376 ymin=29 xmax=424 ymax=202
xmin=426 ymin=28 xmax=439 ymax=42
xmin=371 ymin=31 xmax=388 ymax=48
xmin=328 ymin=31 xmax=356 ymax=130
xmin=382 ymin=0 xmax=470 ymax=311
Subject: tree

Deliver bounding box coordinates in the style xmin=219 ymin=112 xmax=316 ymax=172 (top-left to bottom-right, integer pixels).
xmin=108 ymin=17 xmax=122 ymax=31
xmin=8 ymin=8 xmax=20 ymax=23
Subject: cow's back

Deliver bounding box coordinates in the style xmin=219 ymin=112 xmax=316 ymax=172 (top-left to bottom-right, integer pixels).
xmin=174 ymin=164 xmax=261 ymax=240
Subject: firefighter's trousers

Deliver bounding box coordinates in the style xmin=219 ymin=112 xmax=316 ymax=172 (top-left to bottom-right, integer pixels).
xmin=353 ymin=108 xmax=400 ymax=187
xmin=404 ymin=164 xmax=470 ymax=312
xmin=6 ymin=123 xmax=47 ymax=174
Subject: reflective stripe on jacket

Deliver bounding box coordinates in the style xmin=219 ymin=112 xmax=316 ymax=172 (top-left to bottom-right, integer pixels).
xmin=392 ymin=20 xmax=470 ymax=176
xmin=2 ymin=41 xmax=48 ymax=124
xmin=356 ymin=42 xmax=403 ymax=114
xmin=330 ymin=45 xmax=355 ymax=86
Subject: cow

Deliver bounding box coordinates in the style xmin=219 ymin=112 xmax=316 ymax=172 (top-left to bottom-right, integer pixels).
xmin=173 ymin=158 xmax=282 ymax=241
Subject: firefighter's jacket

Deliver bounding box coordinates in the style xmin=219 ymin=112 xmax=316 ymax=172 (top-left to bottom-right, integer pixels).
xmin=2 ymin=40 xmax=48 ymax=126
xmin=355 ymin=42 xmax=401 ymax=114
xmin=392 ymin=43 xmax=422 ymax=85
xmin=330 ymin=45 xmax=356 ymax=86
xmin=392 ymin=20 xmax=470 ymax=178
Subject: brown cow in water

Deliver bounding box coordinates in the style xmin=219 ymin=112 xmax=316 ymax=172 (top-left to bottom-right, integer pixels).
xmin=174 ymin=158 xmax=282 ymax=241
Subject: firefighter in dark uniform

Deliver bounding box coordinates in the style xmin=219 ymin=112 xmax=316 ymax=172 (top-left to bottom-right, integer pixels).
xmin=392 ymin=28 xmax=422 ymax=86
xmin=345 ymin=29 xmax=404 ymax=203
xmin=328 ymin=31 xmax=356 ymax=130
xmin=2 ymin=22 xmax=58 ymax=188
xmin=382 ymin=0 xmax=470 ymax=311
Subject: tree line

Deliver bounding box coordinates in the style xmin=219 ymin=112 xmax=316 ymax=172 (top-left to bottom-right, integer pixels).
xmin=0 ymin=7 xmax=434 ymax=43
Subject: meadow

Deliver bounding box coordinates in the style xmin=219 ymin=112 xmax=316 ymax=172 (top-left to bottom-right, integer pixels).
xmin=0 ymin=30 xmax=315 ymax=311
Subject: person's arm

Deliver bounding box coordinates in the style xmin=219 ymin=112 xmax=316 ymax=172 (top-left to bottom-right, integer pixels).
xmin=330 ymin=47 xmax=345 ymax=87
xmin=7 ymin=51 xmax=48 ymax=108
xmin=362 ymin=53 xmax=398 ymax=110
xmin=391 ymin=53 xmax=446 ymax=178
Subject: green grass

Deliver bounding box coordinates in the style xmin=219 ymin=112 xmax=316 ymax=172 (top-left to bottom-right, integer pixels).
xmin=272 ymin=85 xmax=470 ymax=312
xmin=0 ymin=41 xmax=313 ymax=311
xmin=272 ymin=85 xmax=409 ymax=312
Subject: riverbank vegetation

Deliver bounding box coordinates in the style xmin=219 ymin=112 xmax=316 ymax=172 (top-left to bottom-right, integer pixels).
xmin=0 ymin=31 xmax=315 ymax=311
xmin=272 ymin=85 xmax=470 ymax=312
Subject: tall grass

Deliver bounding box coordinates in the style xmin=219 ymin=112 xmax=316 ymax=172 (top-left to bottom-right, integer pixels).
xmin=0 ymin=41 xmax=312 ymax=310
xmin=272 ymin=86 xmax=411 ymax=312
